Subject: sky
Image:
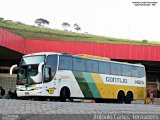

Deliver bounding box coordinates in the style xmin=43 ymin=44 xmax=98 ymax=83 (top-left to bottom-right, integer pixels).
xmin=0 ymin=0 xmax=160 ymax=41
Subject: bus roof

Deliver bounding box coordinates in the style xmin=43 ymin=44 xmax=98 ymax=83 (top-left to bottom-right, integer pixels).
xmin=23 ymin=52 xmax=144 ymax=67
xmin=75 ymin=54 xmax=110 ymax=60
xmin=74 ymin=54 xmax=144 ymax=68
xmin=23 ymin=52 xmax=62 ymax=57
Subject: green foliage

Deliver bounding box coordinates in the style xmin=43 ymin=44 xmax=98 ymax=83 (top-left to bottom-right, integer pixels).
xmin=74 ymin=23 xmax=81 ymax=32
xmin=34 ymin=18 xmax=49 ymax=27
xmin=0 ymin=20 xmax=160 ymax=46
xmin=62 ymin=22 xmax=70 ymax=27
xmin=62 ymin=22 xmax=70 ymax=30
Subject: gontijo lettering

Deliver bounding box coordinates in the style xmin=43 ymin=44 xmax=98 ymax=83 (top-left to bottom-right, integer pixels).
xmin=106 ymin=77 xmax=127 ymax=83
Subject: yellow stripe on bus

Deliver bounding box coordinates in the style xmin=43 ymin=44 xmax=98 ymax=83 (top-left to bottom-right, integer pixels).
xmin=91 ymin=73 xmax=108 ymax=98
xmin=91 ymin=73 xmax=146 ymax=100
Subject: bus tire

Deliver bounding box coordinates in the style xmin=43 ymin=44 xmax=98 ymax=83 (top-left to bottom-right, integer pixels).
xmin=124 ymin=92 xmax=133 ymax=104
xmin=60 ymin=87 xmax=70 ymax=102
xmin=117 ymin=91 xmax=125 ymax=103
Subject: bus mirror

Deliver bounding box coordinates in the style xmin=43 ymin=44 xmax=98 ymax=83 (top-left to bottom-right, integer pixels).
xmin=10 ymin=64 xmax=17 ymax=75
xmin=38 ymin=62 xmax=44 ymax=73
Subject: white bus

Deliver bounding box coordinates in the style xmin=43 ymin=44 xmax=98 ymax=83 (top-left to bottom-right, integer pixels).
xmin=10 ymin=52 xmax=146 ymax=104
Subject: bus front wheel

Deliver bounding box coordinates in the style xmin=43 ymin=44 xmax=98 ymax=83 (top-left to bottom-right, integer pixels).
xmin=60 ymin=87 xmax=70 ymax=102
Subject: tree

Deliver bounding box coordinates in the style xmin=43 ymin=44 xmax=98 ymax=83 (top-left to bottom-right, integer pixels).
xmin=34 ymin=18 xmax=50 ymax=27
xmin=62 ymin=22 xmax=70 ymax=30
xmin=74 ymin=23 xmax=81 ymax=32
xmin=142 ymin=39 xmax=148 ymax=43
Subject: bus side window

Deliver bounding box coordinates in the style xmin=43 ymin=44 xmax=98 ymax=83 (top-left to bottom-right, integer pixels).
xmin=132 ymin=66 xmax=138 ymax=77
xmin=46 ymin=55 xmax=58 ymax=79
xmin=138 ymin=67 xmax=145 ymax=78
xmin=111 ymin=63 xmax=121 ymax=75
xmin=73 ymin=58 xmax=86 ymax=71
xmin=86 ymin=60 xmax=98 ymax=73
xmin=59 ymin=56 xmax=72 ymax=70
xmin=99 ymin=61 xmax=110 ymax=74
xmin=122 ymin=65 xmax=132 ymax=77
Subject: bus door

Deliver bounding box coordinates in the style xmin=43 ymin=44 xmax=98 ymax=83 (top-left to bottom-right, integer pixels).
xmin=43 ymin=65 xmax=59 ymax=96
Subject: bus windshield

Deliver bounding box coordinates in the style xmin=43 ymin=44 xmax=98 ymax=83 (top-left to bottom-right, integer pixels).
xmin=17 ymin=55 xmax=46 ymax=85
xmin=17 ymin=65 xmax=40 ymax=85
xmin=20 ymin=55 xmax=45 ymax=66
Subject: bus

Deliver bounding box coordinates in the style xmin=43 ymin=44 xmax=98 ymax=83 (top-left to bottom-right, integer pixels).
xmin=10 ymin=52 xmax=146 ymax=104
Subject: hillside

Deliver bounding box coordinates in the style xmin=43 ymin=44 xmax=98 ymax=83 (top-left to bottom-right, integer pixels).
xmin=0 ymin=20 xmax=160 ymax=46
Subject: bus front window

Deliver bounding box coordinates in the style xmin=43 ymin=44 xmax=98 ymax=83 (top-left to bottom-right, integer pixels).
xmin=17 ymin=55 xmax=45 ymax=85
xmin=21 ymin=55 xmax=45 ymax=66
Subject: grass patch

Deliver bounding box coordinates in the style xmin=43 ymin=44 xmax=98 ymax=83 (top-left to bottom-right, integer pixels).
xmin=0 ymin=20 xmax=160 ymax=46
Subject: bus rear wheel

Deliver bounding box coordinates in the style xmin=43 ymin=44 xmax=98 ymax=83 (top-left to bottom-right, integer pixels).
xmin=124 ymin=92 xmax=133 ymax=104
xmin=60 ymin=87 xmax=70 ymax=102
xmin=117 ymin=91 xmax=125 ymax=103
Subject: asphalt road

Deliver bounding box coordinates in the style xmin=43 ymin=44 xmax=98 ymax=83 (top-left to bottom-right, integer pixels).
xmin=0 ymin=99 xmax=160 ymax=120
